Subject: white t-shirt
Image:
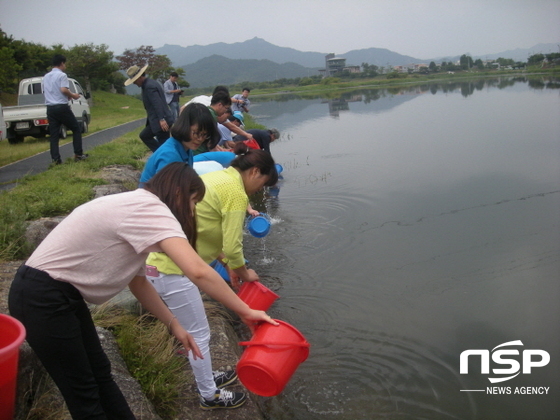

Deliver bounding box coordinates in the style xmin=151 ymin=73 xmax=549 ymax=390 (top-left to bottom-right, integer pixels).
xmin=185 ymin=95 xmax=211 ymax=107
xmin=193 ymin=160 xmax=225 ymax=175
xmin=26 ymin=189 xmax=186 ymax=304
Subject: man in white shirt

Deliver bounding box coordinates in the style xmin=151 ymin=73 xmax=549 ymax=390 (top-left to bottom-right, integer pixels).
xmin=43 ymin=54 xmax=88 ymax=165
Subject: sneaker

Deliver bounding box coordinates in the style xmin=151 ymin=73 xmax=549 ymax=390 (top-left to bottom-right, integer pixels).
xmin=52 ymin=158 xmax=62 ymax=165
xmin=213 ymin=370 xmax=238 ymax=388
xmin=74 ymin=154 xmax=89 ymax=162
xmin=199 ymin=388 xmax=246 ymax=410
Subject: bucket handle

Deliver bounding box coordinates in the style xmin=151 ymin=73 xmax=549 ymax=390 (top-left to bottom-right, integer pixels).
xmin=239 ymin=341 xmax=310 ymax=348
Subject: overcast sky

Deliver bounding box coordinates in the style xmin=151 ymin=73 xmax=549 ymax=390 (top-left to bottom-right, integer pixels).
xmin=1 ymin=0 xmax=559 ymax=59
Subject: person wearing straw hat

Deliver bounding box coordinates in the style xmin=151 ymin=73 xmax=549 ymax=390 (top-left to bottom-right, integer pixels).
xmin=125 ymin=64 xmax=174 ymax=152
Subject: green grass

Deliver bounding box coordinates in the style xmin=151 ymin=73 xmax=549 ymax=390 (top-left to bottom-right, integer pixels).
xmin=0 ymin=91 xmax=145 ymax=168
xmin=0 ymin=131 xmax=147 ymax=261
xmin=87 ymin=91 xmax=146 ymax=131
xmin=0 ymin=111 xmax=266 ymax=262
xmin=92 ymin=307 xmax=190 ymax=419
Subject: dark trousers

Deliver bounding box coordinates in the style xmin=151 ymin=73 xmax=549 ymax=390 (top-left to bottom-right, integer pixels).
xmin=8 ymin=265 xmax=135 ymax=420
xmin=47 ymin=104 xmax=83 ymax=161
xmin=139 ymin=124 xmax=170 ymax=152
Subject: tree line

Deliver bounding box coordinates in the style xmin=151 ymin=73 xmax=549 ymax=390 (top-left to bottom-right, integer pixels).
xmin=0 ymin=28 xmax=188 ymax=100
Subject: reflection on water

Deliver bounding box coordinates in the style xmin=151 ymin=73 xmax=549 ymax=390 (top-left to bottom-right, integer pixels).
xmin=245 ymin=77 xmax=560 ymax=420
xmin=252 ymin=76 xmax=560 ymax=128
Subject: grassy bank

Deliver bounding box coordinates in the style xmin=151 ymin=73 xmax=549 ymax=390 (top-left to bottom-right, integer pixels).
xmin=259 ymin=66 xmax=558 ymax=96
xmin=0 ymin=112 xmax=264 ymax=262
xmin=0 ymin=114 xmax=259 ymax=418
xmin=92 ymin=307 xmax=190 ymax=419
xmin=0 ymin=130 xmax=147 ymax=261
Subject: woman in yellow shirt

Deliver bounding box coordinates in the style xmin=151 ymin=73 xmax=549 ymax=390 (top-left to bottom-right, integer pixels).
xmin=9 ymin=163 xmax=277 ymax=417
xmin=146 ymin=143 xmax=278 ymax=410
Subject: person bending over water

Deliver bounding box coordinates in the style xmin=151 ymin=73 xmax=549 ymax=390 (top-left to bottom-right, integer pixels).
xmin=9 ymin=163 xmax=277 ymax=419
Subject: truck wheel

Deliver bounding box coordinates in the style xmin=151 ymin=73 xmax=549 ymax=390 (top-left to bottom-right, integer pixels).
xmin=8 ymin=135 xmax=25 ymax=145
xmin=81 ymin=117 xmax=88 ymax=133
xmin=60 ymin=125 xmax=67 ymax=139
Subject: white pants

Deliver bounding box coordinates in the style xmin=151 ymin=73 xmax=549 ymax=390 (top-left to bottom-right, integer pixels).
xmin=147 ymin=272 xmax=216 ymax=400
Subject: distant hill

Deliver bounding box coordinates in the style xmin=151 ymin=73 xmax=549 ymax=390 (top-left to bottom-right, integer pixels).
xmin=428 ymin=43 xmax=560 ymax=64
xmin=180 ymin=55 xmax=318 ymax=88
xmin=474 ymin=43 xmax=559 ymax=62
xmin=156 ymin=37 xmax=425 ymax=70
xmin=157 ymin=37 xmax=327 ymax=68
xmin=341 ymin=47 xmax=422 ymax=67
xmin=156 ymin=37 xmax=425 ymax=88
xmin=153 ymin=38 xmax=559 ymax=89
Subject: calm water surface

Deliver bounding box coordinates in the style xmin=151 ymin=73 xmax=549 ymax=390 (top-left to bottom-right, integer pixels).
xmin=243 ymin=77 xmax=560 ymax=420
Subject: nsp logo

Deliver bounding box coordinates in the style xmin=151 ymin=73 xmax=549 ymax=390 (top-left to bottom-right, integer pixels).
xmin=460 ymin=340 xmax=550 ymax=383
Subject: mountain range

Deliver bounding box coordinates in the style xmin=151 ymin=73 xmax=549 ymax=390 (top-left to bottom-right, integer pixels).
xmin=154 ymin=37 xmax=558 ymax=89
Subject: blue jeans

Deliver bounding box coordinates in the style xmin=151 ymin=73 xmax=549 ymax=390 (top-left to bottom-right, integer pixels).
xmin=8 ymin=265 xmax=135 ymax=420
xmin=169 ymin=101 xmax=180 ymax=121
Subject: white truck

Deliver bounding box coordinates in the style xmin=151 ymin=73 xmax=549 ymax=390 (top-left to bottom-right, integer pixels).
xmin=3 ymin=77 xmax=91 ymax=144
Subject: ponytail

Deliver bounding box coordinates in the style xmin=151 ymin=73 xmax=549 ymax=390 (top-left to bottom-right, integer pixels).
xmin=230 ymin=148 xmax=278 ymax=187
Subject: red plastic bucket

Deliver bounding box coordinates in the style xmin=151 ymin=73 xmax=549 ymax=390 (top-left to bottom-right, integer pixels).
xmin=237 ymin=281 xmax=279 ymax=311
xmin=237 ymin=319 xmax=310 ymax=397
xmin=0 ymin=314 xmax=26 ymax=420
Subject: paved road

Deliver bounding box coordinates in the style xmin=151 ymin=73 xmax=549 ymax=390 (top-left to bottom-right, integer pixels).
xmin=0 ymin=119 xmax=144 ymax=190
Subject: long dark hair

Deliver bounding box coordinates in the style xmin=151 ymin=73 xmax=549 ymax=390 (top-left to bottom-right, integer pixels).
xmin=230 ymin=143 xmax=278 ymax=186
xmin=143 ymin=162 xmax=205 ymax=248
xmin=170 ymin=103 xmax=220 ymax=150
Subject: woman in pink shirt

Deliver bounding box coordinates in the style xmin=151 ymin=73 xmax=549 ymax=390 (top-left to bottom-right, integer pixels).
xmin=8 ymin=163 xmax=277 ymax=420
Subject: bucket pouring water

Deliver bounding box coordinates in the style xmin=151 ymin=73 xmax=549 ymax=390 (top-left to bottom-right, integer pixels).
xmin=0 ymin=314 xmax=26 ymax=420
xmin=237 ymin=320 xmax=310 ymax=397
xmin=210 ymin=260 xmax=230 ymax=282
xmin=246 ymin=213 xmax=271 ymax=238
xmin=237 ymin=281 xmax=279 ymax=311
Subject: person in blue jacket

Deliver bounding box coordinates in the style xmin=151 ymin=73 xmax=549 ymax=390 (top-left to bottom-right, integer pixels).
xmin=140 ymin=103 xmax=219 ymax=185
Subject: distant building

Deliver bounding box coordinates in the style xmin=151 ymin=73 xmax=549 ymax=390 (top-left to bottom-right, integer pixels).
xmin=320 ymin=53 xmax=347 ymax=77
xmin=393 ymin=63 xmax=429 ymax=73
xmin=345 ymin=65 xmax=361 ymax=74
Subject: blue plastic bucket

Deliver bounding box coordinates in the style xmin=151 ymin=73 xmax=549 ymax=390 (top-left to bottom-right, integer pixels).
xmin=210 ymin=260 xmax=230 ymax=282
xmin=247 ymin=214 xmax=271 ymax=238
